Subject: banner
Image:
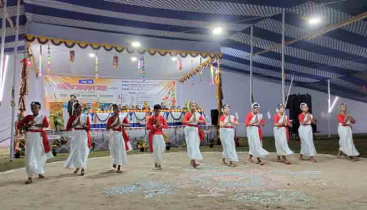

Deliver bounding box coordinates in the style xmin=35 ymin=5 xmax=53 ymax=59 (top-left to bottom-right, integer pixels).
xmin=44 ymin=76 xmax=177 ymax=108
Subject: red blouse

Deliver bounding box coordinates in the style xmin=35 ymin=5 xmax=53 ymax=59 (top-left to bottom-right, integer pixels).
xmin=147 ymin=115 xmax=168 ymax=135
xmin=245 ymin=113 xmax=264 ymax=127
xmin=273 ymin=114 xmax=290 ymax=127
xmin=17 ymin=115 xmax=49 ymax=129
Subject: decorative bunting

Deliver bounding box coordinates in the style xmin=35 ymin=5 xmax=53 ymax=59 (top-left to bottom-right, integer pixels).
xmin=210 ymin=65 xmax=215 ymax=85
xmin=25 ymin=35 xmax=223 ymax=59
xmin=38 ymin=45 xmax=43 ymax=76
xmin=46 ymin=44 xmax=51 ymax=74
xmin=138 ymin=56 xmax=146 ymax=81
xmin=179 ymin=58 xmax=212 ymax=83
xmin=95 ymin=55 xmax=99 ymax=79
xmin=177 ymin=57 xmax=182 ymax=71
xmin=69 ymin=50 xmax=75 ymax=63
xmin=113 ymin=56 xmax=118 ymax=69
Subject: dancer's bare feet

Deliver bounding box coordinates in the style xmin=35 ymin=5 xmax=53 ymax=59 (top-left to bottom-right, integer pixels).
xmin=229 ymin=161 xmax=236 ymax=167
xmin=157 ymin=165 xmax=162 ymax=170
xmin=256 ymin=158 xmax=264 ymax=165
xmin=73 ymin=168 xmax=80 ymax=174
xmin=222 ymin=158 xmax=227 ymax=165
xmin=282 ymin=156 xmax=291 ymax=164
xmin=117 ymin=166 xmax=123 ymax=173
xmin=190 ymin=160 xmax=194 ymax=168
xmin=113 ymin=164 xmax=116 ymax=168
xmin=349 ymin=157 xmax=357 ymax=162
xmin=299 ymin=154 xmax=306 ymax=161
xmin=309 ymin=157 xmax=317 ymax=163
xmin=248 ymin=155 xmax=254 ymax=163
xmin=80 ymin=169 xmax=85 ymax=176
xmin=25 ymin=178 xmax=32 ymax=184
xmin=38 ymin=174 xmax=45 ymax=179
xmin=337 ymin=151 xmax=342 ymax=159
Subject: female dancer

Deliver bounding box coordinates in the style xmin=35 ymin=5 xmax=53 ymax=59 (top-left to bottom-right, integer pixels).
xmin=183 ymin=101 xmax=206 ymax=168
xmin=298 ymin=103 xmax=317 ymax=163
xmin=64 ymin=103 xmax=92 ymax=175
xmin=146 ymin=104 xmax=168 ymax=170
xmin=106 ymin=104 xmax=129 ymax=173
xmin=219 ymin=104 xmax=239 ymax=167
xmin=245 ymin=102 xmax=269 ymax=165
xmin=17 ymin=102 xmax=53 ymax=184
xmin=273 ymin=104 xmax=293 ymax=164
xmin=337 ymin=103 xmax=359 ymax=161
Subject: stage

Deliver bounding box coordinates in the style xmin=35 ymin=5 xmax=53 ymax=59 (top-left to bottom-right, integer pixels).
xmin=0 ymin=152 xmax=366 ymax=210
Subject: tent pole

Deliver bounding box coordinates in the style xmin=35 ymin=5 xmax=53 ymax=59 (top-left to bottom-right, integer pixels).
xmin=249 ymin=26 xmax=253 ymax=106
xmin=9 ymin=0 xmax=21 ymax=161
xmin=328 ymin=80 xmax=331 ymax=138
xmin=284 ymin=75 xmax=294 ymax=108
xmin=0 ymin=0 xmax=7 ymax=102
xmin=281 ymin=9 xmax=285 ymax=105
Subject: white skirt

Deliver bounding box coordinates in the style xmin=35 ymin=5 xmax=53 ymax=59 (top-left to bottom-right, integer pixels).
xmin=184 ymin=126 xmax=203 ymax=160
xmin=338 ymin=126 xmax=359 ymax=156
xmin=152 ymin=134 xmax=166 ymax=164
xmin=246 ymin=126 xmax=269 ymax=158
xmin=298 ymin=125 xmax=317 ymax=156
xmin=273 ymin=127 xmax=293 ymax=156
xmin=109 ymin=131 xmax=128 ymax=166
xmin=65 ymin=130 xmax=90 ymax=169
xmin=220 ymin=128 xmax=239 ymax=162
xmin=25 ymin=132 xmax=53 ymax=176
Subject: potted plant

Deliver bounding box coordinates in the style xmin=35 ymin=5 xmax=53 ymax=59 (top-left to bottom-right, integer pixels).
xmin=136 ymin=139 xmax=147 ymax=152
xmin=51 ymin=144 xmax=57 ymax=156
xmin=163 ymin=133 xmax=170 ymax=150
xmin=50 ymin=111 xmax=64 ymax=133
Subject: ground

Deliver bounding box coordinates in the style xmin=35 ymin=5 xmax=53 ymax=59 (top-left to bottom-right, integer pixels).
xmin=1 ymin=137 xmax=367 ymax=210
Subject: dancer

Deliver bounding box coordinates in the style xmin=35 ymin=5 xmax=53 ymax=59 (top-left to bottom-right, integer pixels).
xmin=146 ymin=104 xmax=168 ymax=170
xmin=219 ymin=104 xmax=239 ymax=167
xmin=64 ymin=103 xmax=92 ymax=175
xmin=273 ymin=104 xmax=293 ymax=164
xmin=298 ymin=103 xmax=317 ymax=163
xmin=106 ymin=104 xmax=129 ymax=173
xmin=245 ymin=102 xmax=269 ymax=165
xmin=17 ymin=102 xmax=53 ymax=184
xmin=183 ymin=101 xmax=206 ymax=168
xmin=337 ymin=103 xmax=359 ymax=161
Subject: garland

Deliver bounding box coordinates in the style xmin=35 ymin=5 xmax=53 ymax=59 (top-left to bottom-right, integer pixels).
xmin=133 ymin=112 xmax=146 ymax=121
xmin=170 ymin=112 xmax=184 ymax=120
xmin=25 ymin=35 xmax=222 ymax=59
xmin=94 ymin=113 xmax=111 ymax=122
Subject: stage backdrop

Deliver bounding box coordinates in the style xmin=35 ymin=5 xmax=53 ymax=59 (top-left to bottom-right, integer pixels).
xmin=44 ymin=75 xmax=177 ymax=107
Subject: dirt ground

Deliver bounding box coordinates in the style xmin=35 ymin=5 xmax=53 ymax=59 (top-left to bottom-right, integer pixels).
xmin=0 ymin=152 xmax=366 ymax=210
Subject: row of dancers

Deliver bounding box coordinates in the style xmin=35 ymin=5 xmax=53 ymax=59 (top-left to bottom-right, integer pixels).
xmin=16 ymin=101 xmax=360 ymax=184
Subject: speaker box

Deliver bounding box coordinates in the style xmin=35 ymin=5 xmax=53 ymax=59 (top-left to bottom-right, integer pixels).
xmin=211 ymin=109 xmax=219 ymax=126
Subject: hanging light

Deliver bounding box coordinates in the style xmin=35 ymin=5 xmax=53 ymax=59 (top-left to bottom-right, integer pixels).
xmin=89 ymin=53 xmax=96 ymax=58
xmin=308 ymin=17 xmax=322 ymax=25
xmin=131 ymin=57 xmax=137 ymax=62
xmin=131 ymin=41 xmax=141 ymax=48
xmin=171 ymin=57 xmax=177 ymax=61
xmin=212 ymin=27 xmax=223 ymax=35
